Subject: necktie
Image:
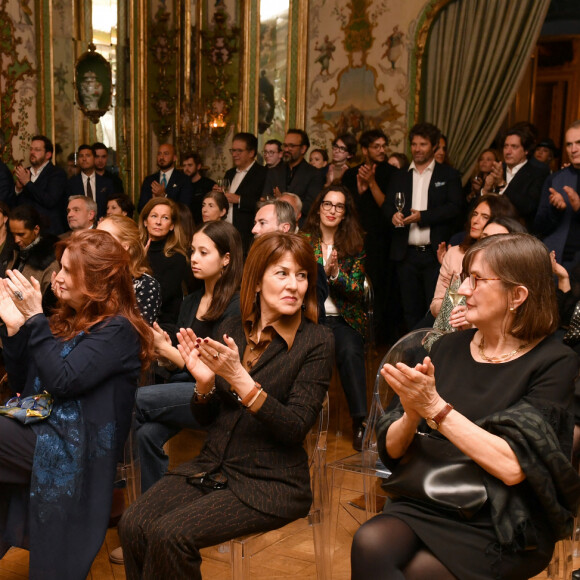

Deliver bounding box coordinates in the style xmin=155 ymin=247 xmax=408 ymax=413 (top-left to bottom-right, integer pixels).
xmin=161 ymin=173 xmax=167 ymax=188
xmin=86 ymin=177 xmax=93 ymax=199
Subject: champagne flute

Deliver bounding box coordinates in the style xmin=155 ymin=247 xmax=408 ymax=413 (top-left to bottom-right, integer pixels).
xmin=394 ymin=192 xmax=405 ymax=227
xmin=216 ymin=178 xmax=230 ymax=194
xmin=448 ymin=273 xmax=463 ymax=307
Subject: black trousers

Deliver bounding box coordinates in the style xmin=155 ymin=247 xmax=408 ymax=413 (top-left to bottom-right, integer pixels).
xmin=396 ymin=247 xmax=440 ymax=331
xmin=119 ymin=473 xmax=292 ymax=580
xmin=0 ymin=416 xmax=37 ymax=485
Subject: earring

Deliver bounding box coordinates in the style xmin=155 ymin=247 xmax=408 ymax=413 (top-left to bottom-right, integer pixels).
xmin=509 ymin=307 xmax=515 ymax=312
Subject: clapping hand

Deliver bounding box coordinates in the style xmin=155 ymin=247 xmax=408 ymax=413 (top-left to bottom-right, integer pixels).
xmin=194 ymin=334 xmax=244 ymax=384
xmin=548 ymin=188 xmax=566 ymax=211
xmin=151 ymin=181 xmax=166 ymax=197
xmin=4 ymin=270 xmax=43 ymax=321
xmin=0 ymin=279 xmax=25 ymax=335
xmin=324 ymin=248 xmax=339 ymax=278
xmin=176 ymin=328 xmax=214 ymax=387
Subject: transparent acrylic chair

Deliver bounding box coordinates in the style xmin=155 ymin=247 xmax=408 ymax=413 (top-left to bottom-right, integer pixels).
xmin=225 ymin=393 xmax=331 ymax=580
xmin=327 ymin=328 xmax=444 ymax=567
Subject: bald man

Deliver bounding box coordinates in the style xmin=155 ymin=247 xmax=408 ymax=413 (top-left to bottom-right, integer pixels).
xmin=138 ymin=143 xmax=193 ymax=212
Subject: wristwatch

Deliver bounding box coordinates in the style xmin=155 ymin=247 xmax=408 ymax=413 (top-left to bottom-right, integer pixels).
xmin=426 ymin=402 xmax=454 ymax=430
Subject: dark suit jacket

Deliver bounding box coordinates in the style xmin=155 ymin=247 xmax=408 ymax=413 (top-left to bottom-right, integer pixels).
xmin=502 ymin=161 xmax=549 ymax=232
xmin=262 ymin=160 xmax=325 ymax=220
xmin=0 ymin=160 xmax=13 ymax=206
xmin=66 ymin=173 xmax=114 ymax=219
xmin=384 ymin=162 xmax=463 ymax=261
xmin=171 ymin=314 xmax=334 ymax=520
xmin=15 ymin=163 xmax=68 ymax=235
xmin=138 ymin=168 xmax=193 ymax=212
xmin=225 ymin=162 xmax=267 ymax=253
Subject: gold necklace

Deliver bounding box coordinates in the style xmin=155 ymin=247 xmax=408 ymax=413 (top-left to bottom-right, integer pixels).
xmin=478 ymin=336 xmax=529 ymax=363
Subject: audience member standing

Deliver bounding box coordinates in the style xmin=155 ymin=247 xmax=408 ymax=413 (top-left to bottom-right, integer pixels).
xmin=384 ymin=122 xmax=462 ymax=331
xmin=220 ymin=132 xmax=267 ymax=254
xmin=0 ymin=135 xmax=13 ymax=205
xmin=263 ymin=139 xmax=283 ymax=168
xmin=66 ymin=144 xmax=114 ymax=219
xmin=182 ymin=151 xmax=215 ymax=224
xmin=535 ymin=120 xmax=580 ymax=271
xmin=343 ymin=129 xmax=398 ymax=339
xmin=481 ymin=127 xmax=549 ymax=231
xmin=325 ymin=133 xmax=357 ymax=186
xmin=93 ymin=142 xmax=125 ymax=194
xmin=262 ymin=129 xmax=325 ymax=220
xmin=138 ymin=144 xmax=193 ymax=212
xmin=13 ymin=135 xmax=68 ymax=235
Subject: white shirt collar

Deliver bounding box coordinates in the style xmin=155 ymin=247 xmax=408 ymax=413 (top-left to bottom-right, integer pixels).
xmin=409 ymin=157 xmax=436 ymax=175
xmin=30 ymin=160 xmax=50 ymax=178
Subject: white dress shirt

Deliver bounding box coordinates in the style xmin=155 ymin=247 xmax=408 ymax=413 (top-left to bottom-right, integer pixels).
xmin=407 ymin=158 xmax=435 ymax=246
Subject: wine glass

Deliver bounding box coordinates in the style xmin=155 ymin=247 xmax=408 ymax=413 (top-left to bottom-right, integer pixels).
xmin=447 ymin=273 xmax=465 ymax=332
xmin=216 ymin=178 xmax=230 ymax=194
xmin=394 ymin=192 xmax=405 ymax=227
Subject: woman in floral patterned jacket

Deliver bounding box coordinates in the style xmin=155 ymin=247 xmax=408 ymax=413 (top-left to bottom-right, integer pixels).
xmin=303 ymin=184 xmax=368 ymax=450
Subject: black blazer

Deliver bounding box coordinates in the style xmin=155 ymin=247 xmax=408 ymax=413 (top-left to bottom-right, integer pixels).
xmin=0 ymin=160 xmax=13 ymax=206
xmin=225 ymin=162 xmax=267 ymax=252
xmin=384 ymin=162 xmax=463 ymax=261
xmin=262 ymin=160 xmax=325 ymax=220
xmin=138 ymin=168 xmax=193 ymax=212
xmin=171 ymin=315 xmax=334 ymax=520
xmin=66 ymin=173 xmax=115 ymax=219
xmin=502 ymin=161 xmax=549 ymax=232
xmin=15 ymin=163 xmax=68 ymax=235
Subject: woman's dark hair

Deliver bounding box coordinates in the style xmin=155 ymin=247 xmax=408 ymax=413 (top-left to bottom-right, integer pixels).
xmin=302 ymin=184 xmax=364 ymax=258
xmin=203 ymin=190 xmax=229 ymax=220
xmin=310 ymin=148 xmax=329 ymax=163
xmin=0 ymin=201 xmax=10 ymax=219
xmin=107 ymin=194 xmax=135 ymax=217
xmin=462 ymin=233 xmax=557 ymax=341
xmin=194 ymin=220 xmax=243 ymax=321
xmin=459 ymin=194 xmax=519 ymax=252
xmin=176 ymin=202 xmax=195 ymax=250
xmin=50 ymin=229 xmax=154 ymax=371
xmin=240 ymin=232 xmax=318 ymax=324
xmin=484 ymin=216 xmax=527 ymax=234
xmin=388 ymin=152 xmax=410 ymax=170
xmin=9 ymin=204 xmax=42 ymax=230
xmin=333 ymin=133 xmax=358 ymax=157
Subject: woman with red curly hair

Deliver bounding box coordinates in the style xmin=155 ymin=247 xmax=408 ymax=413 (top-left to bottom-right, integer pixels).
xmin=0 ymin=229 xmax=153 ymax=580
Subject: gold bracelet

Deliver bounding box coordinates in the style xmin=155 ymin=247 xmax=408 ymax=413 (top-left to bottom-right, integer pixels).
xmin=192 ymin=382 xmax=216 ymax=403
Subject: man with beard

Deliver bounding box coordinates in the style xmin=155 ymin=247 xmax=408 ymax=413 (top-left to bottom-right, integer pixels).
xmin=93 ymin=142 xmax=125 ymax=194
xmin=343 ymin=129 xmax=398 ymax=341
xmin=66 ymin=144 xmax=114 ymax=220
xmin=138 ymin=143 xmax=193 ymax=212
xmin=262 ymin=128 xmax=324 ymax=221
xmin=13 ymin=135 xmax=68 ymax=235
xmin=384 ymin=122 xmax=462 ymax=331
xmin=182 ymin=151 xmax=215 ymax=224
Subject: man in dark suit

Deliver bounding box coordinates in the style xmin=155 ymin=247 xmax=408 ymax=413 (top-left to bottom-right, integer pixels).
xmin=93 ymin=141 xmax=125 ymax=195
xmin=13 ymin=135 xmax=68 ymax=235
xmin=66 ymin=144 xmax=114 ymax=220
xmin=221 ymin=132 xmax=267 ymax=254
xmin=0 ymin=133 xmax=13 ymax=205
xmin=481 ymin=127 xmax=549 ymax=231
xmin=182 ymin=151 xmax=215 ymax=224
xmin=343 ymin=129 xmax=399 ymax=340
xmin=138 ymin=143 xmax=193 ymax=212
xmin=262 ymin=129 xmax=325 ymax=220
xmin=384 ymin=123 xmax=463 ymax=331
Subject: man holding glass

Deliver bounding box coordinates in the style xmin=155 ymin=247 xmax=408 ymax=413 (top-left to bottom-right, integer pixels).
xmin=384 ymin=122 xmax=462 ymax=331
xmin=219 ymin=132 xmax=266 ymax=255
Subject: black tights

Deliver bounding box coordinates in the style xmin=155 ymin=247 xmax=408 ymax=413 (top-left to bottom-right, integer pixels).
xmin=351 ymin=514 xmax=456 ymax=580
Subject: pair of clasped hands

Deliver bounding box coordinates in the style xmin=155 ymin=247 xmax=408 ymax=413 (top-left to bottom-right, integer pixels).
xmin=381 ymin=356 xmax=443 ymax=424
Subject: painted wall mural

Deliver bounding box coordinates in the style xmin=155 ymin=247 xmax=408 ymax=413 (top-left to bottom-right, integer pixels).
xmin=2 ymin=0 xmax=37 ymax=166
xmin=307 ymin=0 xmax=429 ymax=156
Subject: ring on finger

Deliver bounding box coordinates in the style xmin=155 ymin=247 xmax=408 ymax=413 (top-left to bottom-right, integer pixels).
xmin=213 ymin=352 xmax=220 ymax=360
xmin=13 ymin=290 xmax=24 ymax=301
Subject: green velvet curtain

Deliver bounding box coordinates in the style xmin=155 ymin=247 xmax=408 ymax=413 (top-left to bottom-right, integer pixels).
xmin=421 ymin=0 xmax=550 ymax=180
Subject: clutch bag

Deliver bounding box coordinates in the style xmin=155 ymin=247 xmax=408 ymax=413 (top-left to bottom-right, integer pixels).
xmin=563 ymin=301 xmax=580 ymax=347
xmin=382 ymin=432 xmax=488 ymax=519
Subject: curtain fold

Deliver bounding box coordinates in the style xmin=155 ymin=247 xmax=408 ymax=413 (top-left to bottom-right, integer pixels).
xmin=422 ymin=0 xmax=550 ymax=180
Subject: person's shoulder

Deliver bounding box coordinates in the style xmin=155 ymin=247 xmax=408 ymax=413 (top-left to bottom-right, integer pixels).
xmin=44 ymin=163 xmax=66 ymax=179
xmin=434 ymin=162 xmax=460 ymax=180
xmin=535 ymin=334 xmax=579 ymax=365
xmin=299 ymin=317 xmax=334 ymax=344
xmin=430 ymin=328 xmax=474 ymax=358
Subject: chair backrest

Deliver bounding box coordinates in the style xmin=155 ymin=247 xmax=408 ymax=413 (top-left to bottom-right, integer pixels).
xmin=305 ymin=392 xmax=330 ymax=470
xmin=361 ymin=328 xmax=445 ymax=468
xmin=363 ymin=274 xmax=375 ymax=346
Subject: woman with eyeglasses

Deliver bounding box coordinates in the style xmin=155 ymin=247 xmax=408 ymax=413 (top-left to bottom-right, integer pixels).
xmin=352 ymin=233 xmax=580 ymax=580
xmin=325 ymin=133 xmax=357 ymax=186
xmin=302 ymin=184 xmax=368 ymax=450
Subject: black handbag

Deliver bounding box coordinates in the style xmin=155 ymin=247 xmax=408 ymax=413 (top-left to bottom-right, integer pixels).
xmin=382 ymin=432 xmax=488 ymax=520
